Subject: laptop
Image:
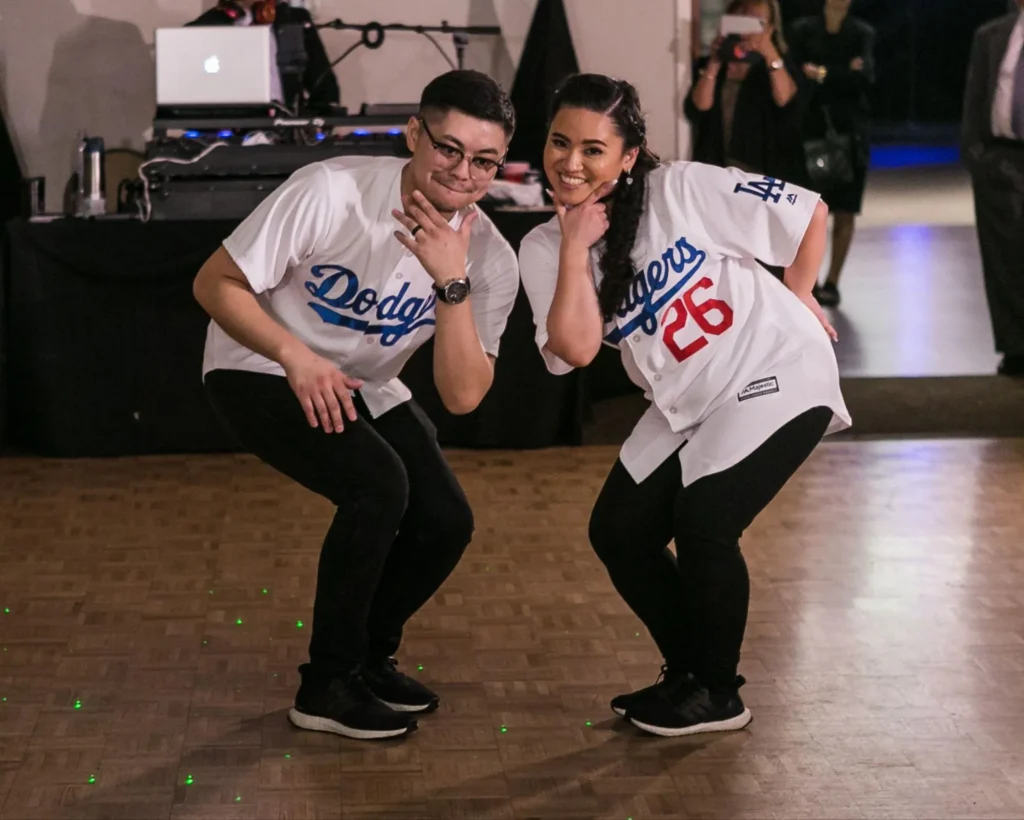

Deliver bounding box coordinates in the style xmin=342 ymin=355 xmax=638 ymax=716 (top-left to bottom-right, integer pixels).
xmin=155 ymin=26 xmax=280 ymax=106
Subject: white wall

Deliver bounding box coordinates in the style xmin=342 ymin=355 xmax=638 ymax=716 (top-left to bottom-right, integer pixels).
xmin=0 ymin=0 xmax=692 ymax=212
xmin=563 ymin=0 xmax=689 ymax=165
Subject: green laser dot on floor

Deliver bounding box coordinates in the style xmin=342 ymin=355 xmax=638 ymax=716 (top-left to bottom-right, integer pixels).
xmin=417 ymin=664 xmax=424 ymax=671
xmin=585 ymin=721 xmax=592 ymax=727
xmin=236 ymin=618 xmax=243 ymax=625
xmin=185 ymin=774 xmax=194 ymax=785
xmin=295 ymin=620 xmax=303 ymax=629
xmin=235 ymin=796 xmax=242 ymax=803
xmin=88 ymin=775 xmax=96 ymax=784
xmin=262 ymin=589 xmax=268 ymax=595
xmin=74 ymin=700 xmax=82 ymax=709
xmin=3 ymin=608 xmax=9 ymax=614
xmin=284 ymin=753 xmax=291 ymax=759
xmin=500 ymin=725 xmax=507 ymax=733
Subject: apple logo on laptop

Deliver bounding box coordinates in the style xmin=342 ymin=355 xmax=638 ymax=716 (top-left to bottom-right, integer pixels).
xmin=204 ymin=55 xmax=221 ymax=74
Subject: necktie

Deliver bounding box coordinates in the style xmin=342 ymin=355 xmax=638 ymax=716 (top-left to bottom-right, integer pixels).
xmin=1012 ymin=42 xmax=1024 ymax=140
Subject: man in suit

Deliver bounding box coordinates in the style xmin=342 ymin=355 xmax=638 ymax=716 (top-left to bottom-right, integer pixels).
xmin=187 ymin=1 xmax=341 ymax=111
xmin=962 ymin=1 xmax=1024 ymax=377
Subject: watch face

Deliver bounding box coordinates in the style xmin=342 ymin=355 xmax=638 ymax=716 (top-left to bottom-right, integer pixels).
xmin=443 ymin=280 xmax=470 ymax=304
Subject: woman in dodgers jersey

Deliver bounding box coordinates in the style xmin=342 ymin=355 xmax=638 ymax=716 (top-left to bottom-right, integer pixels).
xmin=518 ymin=73 xmax=851 ymax=737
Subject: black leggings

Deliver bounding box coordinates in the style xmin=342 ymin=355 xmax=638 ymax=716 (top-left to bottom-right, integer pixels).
xmin=588 ymin=406 xmax=833 ymax=694
xmin=204 ymin=369 xmax=474 ymax=678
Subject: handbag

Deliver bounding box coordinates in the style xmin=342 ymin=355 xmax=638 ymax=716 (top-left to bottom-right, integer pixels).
xmin=803 ymin=106 xmax=855 ymax=187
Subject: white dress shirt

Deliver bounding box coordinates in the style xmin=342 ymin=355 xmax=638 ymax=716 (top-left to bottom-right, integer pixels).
xmin=203 ymin=156 xmax=520 ymax=419
xmin=519 ymin=161 xmax=851 ymax=486
xmin=991 ymin=11 xmax=1024 ymax=140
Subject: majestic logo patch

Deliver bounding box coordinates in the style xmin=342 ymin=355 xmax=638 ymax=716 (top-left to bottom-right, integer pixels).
xmin=738 ymin=376 xmax=780 ymax=402
xmin=303 ymin=265 xmax=436 ymax=347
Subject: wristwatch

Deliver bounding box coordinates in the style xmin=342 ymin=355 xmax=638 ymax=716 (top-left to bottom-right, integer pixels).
xmin=434 ymin=278 xmax=471 ymax=305
xmin=768 ymin=58 xmax=784 ymax=72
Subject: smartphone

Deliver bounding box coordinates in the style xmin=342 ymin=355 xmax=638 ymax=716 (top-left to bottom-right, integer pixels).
xmin=719 ymin=14 xmax=765 ymax=36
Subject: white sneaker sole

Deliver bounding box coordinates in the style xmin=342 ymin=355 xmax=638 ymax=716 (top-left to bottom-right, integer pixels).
xmin=380 ymin=698 xmax=438 ymax=713
xmin=287 ymin=708 xmax=413 ymax=740
xmin=630 ymin=707 xmax=752 ymax=737
xmin=611 ymin=706 xmax=627 ymax=717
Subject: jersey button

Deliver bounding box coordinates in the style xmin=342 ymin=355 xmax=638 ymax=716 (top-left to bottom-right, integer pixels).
xmin=632 ymin=335 xmax=640 ymax=343
xmin=366 ymin=338 xmax=376 ymax=345
xmin=396 ymin=272 xmax=404 ymax=280
xmin=669 ymin=407 xmax=677 ymax=414
xmin=654 ymin=374 xmax=662 ymax=382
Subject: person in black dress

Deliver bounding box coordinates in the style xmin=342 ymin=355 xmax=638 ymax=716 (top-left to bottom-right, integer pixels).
xmin=790 ymin=0 xmax=875 ymax=306
xmin=685 ymin=0 xmax=807 ymax=185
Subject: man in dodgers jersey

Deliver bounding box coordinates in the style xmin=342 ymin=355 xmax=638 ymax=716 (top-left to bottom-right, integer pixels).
xmin=193 ymin=70 xmax=519 ymax=740
xmin=519 ymin=73 xmax=851 ymax=737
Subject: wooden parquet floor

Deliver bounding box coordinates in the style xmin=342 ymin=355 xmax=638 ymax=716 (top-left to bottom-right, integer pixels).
xmin=1 ymin=438 xmax=1023 ymax=820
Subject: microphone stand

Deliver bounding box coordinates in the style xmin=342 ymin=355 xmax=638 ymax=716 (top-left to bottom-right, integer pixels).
xmin=315 ymin=19 xmax=502 ymax=70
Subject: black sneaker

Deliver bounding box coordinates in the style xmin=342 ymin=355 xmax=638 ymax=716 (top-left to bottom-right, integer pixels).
xmin=814 ymin=282 xmax=840 ymax=307
xmin=361 ymin=656 xmax=440 ymax=713
xmin=610 ymin=665 xmax=691 ymax=717
xmin=628 ymin=675 xmax=752 ymax=737
xmin=287 ymin=668 xmax=417 ymax=740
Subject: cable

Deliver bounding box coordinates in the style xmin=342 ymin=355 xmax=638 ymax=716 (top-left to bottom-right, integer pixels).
xmin=419 ymin=31 xmax=456 ymax=70
xmin=270 ymin=99 xmax=299 ymax=118
xmin=136 ymin=141 xmax=230 ymax=222
xmin=312 ymin=24 xmax=457 ymax=97
xmin=311 ymin=40 xmax=364 ymax=97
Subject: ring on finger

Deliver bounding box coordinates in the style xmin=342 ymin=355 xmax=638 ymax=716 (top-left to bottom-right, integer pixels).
xmin=411 ymin=224 xmax=423 ymax=236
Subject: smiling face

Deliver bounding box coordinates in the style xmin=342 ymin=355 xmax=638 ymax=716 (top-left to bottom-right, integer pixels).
xmin=404 ymin=109 xmax=508 ymax=214
xmin=543 ymin=106 xmax=638 ymax=208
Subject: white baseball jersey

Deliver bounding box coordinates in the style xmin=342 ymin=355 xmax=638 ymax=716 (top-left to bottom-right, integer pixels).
xmin=519 ymin=161 xmax=851 ymax=486
xmin=202 ymin=155 xmax=520 ymax=418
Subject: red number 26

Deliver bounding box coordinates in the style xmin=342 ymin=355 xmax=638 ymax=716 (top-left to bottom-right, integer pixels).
xmin=660 ymin=277 xmax=734 ymax=363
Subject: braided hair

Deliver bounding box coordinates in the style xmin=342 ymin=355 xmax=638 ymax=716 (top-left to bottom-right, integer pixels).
xmin=547 ymin=74 xmax=660 ymax=319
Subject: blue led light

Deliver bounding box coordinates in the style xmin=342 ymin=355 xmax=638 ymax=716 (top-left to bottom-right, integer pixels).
xmin=353 ymin=129 xmax=370 ymax=136
xmin=218 ymin=130 xmax=233 ymax=138
xmin=184 ymin=130 xmax=201 ymax=138
xmin=869 ymin=144 xmax=960 ymax=169
xmin=388 ymin=129 xmax=402 ymax=136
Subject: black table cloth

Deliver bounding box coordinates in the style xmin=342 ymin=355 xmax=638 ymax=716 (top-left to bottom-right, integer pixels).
xmin=0 ymin=209 xmax=586 ymax=457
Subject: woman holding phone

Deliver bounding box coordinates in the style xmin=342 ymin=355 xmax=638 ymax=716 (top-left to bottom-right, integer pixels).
xmin=685 ymin=0 xmax=806 ymax=184
xmin=519 ymin=73 xmax=850 ymax=737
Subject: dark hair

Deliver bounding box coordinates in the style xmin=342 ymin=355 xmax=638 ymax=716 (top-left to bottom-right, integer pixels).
xmin=548 ymin=73 xmax=660 ymax=319
xmin=419 ymin=70 xmax=516 ymax=138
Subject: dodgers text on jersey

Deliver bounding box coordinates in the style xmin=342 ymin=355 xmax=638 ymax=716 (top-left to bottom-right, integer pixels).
xmin=304 ymin=265 xmax=436 ymax=347
xmin=605 ymin=236 xmax=707 ymax=344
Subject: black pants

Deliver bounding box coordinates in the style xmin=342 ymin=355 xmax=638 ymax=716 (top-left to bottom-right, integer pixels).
xmin=204 ymin=369 xmax=474 ymax=678
xmin=588 ymin=406 xmax=832 ymax=694
xmin=971 ymin=162 xmax=1024 ymax=357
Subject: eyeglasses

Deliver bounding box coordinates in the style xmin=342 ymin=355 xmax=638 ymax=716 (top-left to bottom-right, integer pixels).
xmin=418 ymin=117 xmax=505 ymax=180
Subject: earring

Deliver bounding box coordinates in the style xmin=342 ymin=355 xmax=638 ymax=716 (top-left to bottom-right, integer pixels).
xmin=625 ymin=173 xmax=634 ymax=186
